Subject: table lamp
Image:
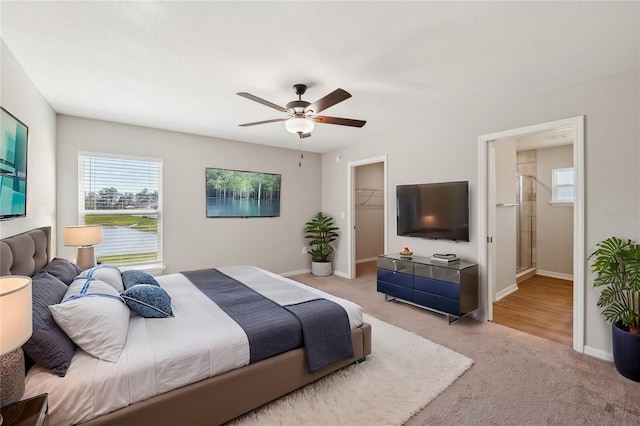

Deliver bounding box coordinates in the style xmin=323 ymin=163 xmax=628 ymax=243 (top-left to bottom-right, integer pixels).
xmin=64 ymin=225 xmax=103 ymax=270
xmin=0 ymin=276 xmax=33 ymax=407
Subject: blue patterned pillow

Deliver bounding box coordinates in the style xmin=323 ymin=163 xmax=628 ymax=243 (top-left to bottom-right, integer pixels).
xmin=121 ymin=270 xmax=160 ymax=290
xmin=121 ymin=284 xmax=173 ymax=318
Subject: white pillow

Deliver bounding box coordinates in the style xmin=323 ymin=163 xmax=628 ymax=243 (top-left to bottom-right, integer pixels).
xmin=50 ymin=277 xmax=129 ymax=362
xmin=81 ymin=265 xmax=124 ymax=292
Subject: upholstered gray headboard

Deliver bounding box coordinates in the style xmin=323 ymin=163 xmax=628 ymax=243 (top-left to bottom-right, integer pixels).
xmin=0 ymin=227 xmax=51 ymax=276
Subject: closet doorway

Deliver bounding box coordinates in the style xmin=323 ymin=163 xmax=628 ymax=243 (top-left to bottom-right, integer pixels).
xmin=347 ymin=156 xmax=388 ymax=279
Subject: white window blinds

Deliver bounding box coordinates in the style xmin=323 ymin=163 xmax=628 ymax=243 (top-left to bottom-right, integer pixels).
xmin=78 ymin=152 xmax=163 ymax=267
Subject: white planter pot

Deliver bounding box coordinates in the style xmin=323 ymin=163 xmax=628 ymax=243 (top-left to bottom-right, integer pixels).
xmin=311 ymin=261 xmax=332 ymax=276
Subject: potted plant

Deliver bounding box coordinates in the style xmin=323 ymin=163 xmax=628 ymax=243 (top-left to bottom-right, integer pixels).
xmin=590 ymin=236 xmax=640 ymax=381
xmin=304 ymin=212 xmax=339 ymax=276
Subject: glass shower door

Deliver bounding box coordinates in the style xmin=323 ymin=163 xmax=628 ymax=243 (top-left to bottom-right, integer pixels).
xmin=516 ymin=173 xmax=534 ymax=273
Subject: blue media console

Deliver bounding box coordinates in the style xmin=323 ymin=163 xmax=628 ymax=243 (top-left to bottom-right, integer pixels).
xmin=377 ymin=254 xmax=479 ymax=324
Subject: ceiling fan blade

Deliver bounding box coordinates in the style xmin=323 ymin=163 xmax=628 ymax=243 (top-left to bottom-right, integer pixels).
xmin=305 ymin=89 xmax=351 ymax=114
xmin=237 ymin=92 xmax=288 ymax=113
xmin=238 ymin=118 xmax=288 ymax=127
xmin=311 ymin=116 xmax=366 ymax=128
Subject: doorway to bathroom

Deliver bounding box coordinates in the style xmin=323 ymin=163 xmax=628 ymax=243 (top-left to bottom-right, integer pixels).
xmin=478 ymin=116 xmax=585 ymax=353
xmin=494 ymin=141 xmax=575 ymax=346
xmin=490 ymin=133 xmax=575 ymax=346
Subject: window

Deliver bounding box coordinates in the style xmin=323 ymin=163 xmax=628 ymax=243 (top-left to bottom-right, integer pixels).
xmin=78 ymin=152 xmax=163 ymax=268
xmin=551 ymin=167 xmax=574 ymax=205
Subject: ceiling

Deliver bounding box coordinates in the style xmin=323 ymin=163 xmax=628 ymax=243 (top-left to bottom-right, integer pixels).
xmin=1 ymin=1 xmax=637 ymax=153
xmin=515 ymin=128 xmax=574 ymax=152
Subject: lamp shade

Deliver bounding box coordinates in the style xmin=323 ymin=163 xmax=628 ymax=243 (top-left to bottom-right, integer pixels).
xmin=64 ymin=225 xmax=103 ymax=246
xmin=285 ymin=117 xmax=314 ymax=135
xmin=0 ymin=276 xmax=33 ymax=356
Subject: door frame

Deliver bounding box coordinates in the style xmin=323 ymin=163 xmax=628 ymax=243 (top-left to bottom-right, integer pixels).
xmin=477 ymin=116 xmax=585 ymax=353
xmin=346 ymin=155 xmax=388 ymax=279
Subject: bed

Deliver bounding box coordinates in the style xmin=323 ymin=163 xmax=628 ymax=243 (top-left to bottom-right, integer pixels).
xmin=0 ymin=227 xmax=372 ymax=425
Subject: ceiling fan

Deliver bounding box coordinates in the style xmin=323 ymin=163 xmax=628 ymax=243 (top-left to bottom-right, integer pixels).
xmin=237 ymin=84 xmax=366 ymax=138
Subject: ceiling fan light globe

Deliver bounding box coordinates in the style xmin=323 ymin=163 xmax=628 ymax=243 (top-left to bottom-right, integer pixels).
xmin=285 ymin=117 xmax=314 ymax=135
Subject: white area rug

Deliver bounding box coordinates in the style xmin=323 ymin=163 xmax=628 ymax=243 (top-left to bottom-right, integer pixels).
xmin=232 ymin=314 xmax=473 ymax=426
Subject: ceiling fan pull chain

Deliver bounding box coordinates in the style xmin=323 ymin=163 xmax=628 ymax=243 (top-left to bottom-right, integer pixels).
xmin=299 ymin=137 xmax=304 ymax=167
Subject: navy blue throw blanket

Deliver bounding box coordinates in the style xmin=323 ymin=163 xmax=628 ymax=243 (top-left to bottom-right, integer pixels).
xmin=181 ymin=268 xmax=354 ymax=372
xmin=285 ymin=298 xmax=354 ymax=372
xmin=181 ymin=268 xmax=302 ymax=364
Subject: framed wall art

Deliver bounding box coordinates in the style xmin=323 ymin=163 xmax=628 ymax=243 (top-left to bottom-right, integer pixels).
xmin=205 ymin=167 xmax=281 ymax=218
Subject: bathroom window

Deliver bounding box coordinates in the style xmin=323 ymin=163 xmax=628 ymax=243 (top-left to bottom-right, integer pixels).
xmin=551 ymin=167 xmax=574 ymax=205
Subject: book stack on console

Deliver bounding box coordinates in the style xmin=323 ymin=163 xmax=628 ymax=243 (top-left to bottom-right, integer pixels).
xmin=429 ymin=253 xmax=460 ymax=263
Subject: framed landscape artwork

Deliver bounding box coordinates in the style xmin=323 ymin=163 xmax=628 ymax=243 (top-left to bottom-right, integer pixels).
xmin=0 ymin=107 xmax=28 ymax=220
xmin=205 ymin=167 xmax=281 ymax=218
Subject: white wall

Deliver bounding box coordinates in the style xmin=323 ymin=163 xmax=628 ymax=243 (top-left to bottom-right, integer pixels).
xmin=56 ymin=115 xmax=321 ymax=275
xmin=0 ymin=41 xmax=57 ymax=243
xmin=355 ymin=162 xmax=384 ymax=261
xmin=321 ymin=68 xmax=640 ymax=357
xmin=493 ymin=138 xmax=517 ymax=296
xmin=536 ymin=145 xmax=573 ymax=276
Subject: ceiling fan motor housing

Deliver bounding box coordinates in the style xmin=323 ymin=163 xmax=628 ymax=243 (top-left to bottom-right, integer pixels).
xmin=286 ymin=100 xmax=311 ymax=114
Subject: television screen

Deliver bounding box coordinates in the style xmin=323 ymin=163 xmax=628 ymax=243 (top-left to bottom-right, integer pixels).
xmin=205 ymin=167 xmax=281 ymax=218
xmin=396 ymin=181 xmax=469 ymax=242
xmin=0 ymin=107 xmax=28 ymax=220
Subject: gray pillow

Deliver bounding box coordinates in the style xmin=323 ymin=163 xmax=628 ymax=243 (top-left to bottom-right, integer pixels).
xmin=121 ymin=270 xmax=160 ymax=290
xmin=42 ymin=258 xmax=81 ymax=285
xmin=22 ymin=271 xmax=76 ymax=376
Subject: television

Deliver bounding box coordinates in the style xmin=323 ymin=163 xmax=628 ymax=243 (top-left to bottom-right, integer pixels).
xmin=0 ymin=107 xmax=28 ymax=220
xmin=205 ymin=167 xmax=281 ymax=218
xmin=396 ymin=180 xmax=469 ymax=242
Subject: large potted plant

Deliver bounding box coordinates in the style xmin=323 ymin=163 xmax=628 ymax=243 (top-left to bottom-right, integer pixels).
xmin=304 ymin=212 xmax=339 ymax=276
xmin=590 ymin=236 xmax=640 ymax=381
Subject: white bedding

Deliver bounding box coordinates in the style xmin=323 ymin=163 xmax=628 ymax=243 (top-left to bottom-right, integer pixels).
xmin=24 ymin=266 xmax=363 ymax=426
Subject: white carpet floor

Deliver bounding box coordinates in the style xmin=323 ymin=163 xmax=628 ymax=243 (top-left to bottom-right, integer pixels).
xmin=231 ymin=314 xmax=473 ymax=426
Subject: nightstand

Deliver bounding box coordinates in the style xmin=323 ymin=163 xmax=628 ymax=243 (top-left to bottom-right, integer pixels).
xmin=0 ymin=393 xmax=48 ymax=426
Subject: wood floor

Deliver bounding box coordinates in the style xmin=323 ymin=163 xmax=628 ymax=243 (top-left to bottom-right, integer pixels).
xmin=492 ymin=275 xmax=573 ymax=347
xmin=356 ymin=260 xmax=378 ymax=277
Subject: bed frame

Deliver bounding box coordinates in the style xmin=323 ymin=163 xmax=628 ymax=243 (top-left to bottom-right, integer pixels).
xmin=1 ymin=227 xmax=372 ymax=425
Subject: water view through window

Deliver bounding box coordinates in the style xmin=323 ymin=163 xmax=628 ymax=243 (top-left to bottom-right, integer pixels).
xmin=79 ymin=153 xmax=162 ymax=266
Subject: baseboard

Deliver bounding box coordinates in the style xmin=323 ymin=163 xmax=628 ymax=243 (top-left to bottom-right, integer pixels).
xmin=280 ymin=269 xmax=310 ymax=277
xmin=356 ymin=257 xmax=378 ymax=264
xmin=516 ymin=268 xmax=536 ymax=283
xmin=495 ymin=283 xmax=518 ymax=301
xmin=584 ymin=345 xmax=613 ymax=362
xmin=536 ymin=269 xmax=574 ymax=281
xmin=281 ymin=269 xmax=349 ymax=279
xmin=333 ymin=270 xmax=350 ymax=279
